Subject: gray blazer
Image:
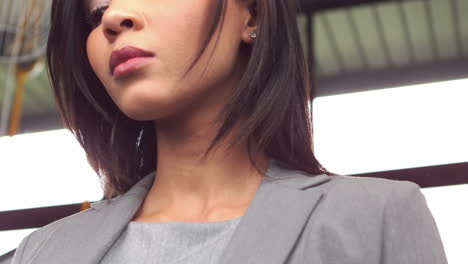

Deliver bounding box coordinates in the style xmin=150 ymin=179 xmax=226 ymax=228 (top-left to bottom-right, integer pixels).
xmin=10 ymin=160 xmax=447 ymax=263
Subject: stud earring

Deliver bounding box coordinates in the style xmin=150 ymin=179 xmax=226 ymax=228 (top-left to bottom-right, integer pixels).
xmin=249 ymin=31 xmax=257 ymax=39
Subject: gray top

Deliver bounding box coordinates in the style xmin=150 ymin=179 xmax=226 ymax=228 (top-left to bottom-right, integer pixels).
xmin=100 ymin=216 xmax=242 ymax=264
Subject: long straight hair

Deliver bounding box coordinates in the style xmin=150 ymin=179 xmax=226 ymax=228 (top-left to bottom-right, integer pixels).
xmin=47 ymin=0 xmax=335 ymax=199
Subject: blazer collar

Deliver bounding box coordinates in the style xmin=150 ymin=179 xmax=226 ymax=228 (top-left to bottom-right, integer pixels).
xmin=220 ymin=161 xmax=331 ymax=263
xmin=32 ymin=160 xmax=331 ymax=263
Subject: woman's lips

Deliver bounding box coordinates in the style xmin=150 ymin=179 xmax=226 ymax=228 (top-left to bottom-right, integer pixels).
xmin=109 ymin=46 xmax=155 ymax=79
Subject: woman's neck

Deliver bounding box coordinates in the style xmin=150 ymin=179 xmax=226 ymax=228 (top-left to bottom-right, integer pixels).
xmin=132 ymin=118 xmax=269 ymax=223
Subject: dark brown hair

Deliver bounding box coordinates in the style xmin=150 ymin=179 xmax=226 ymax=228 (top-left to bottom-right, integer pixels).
xmin=47 ymin=0 xmax=335 ymax=199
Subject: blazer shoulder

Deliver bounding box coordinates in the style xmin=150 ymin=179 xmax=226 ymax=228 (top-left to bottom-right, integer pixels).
xmin=324 ymin=176 xmax=446 ymax=263
xmin=11 ymin=174 xmax=152 ymax=263
xmin=311 ymin=174 xmax=424 ymax=220
xmin=325 ymin=174 xmax=421 ymax=202
xmin=11 ymin=207 xmax=98 ymax=263
xmin=301 ymin=174 xmax=447 ymax=263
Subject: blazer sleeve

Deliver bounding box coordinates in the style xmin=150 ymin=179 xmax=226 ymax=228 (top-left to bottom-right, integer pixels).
xmin=381 ymin=181 xmax=448 ymax=264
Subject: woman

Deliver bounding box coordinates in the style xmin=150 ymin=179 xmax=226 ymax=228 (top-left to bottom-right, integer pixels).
xmin=11 ymin=0 xmax=447 ymax=263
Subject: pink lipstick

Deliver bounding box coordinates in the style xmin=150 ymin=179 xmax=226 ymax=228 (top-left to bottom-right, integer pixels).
xmin=110 ymin=46 xmax=155 ymax=79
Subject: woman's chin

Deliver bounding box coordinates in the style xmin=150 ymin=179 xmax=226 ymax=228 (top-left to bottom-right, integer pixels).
xmin=115 ymin=90 xmax=174 ymax=121
xmin=121 ymin=107 xmax=164 ymax=122
xmin=119 ymin=101 xmax=177 ymax=122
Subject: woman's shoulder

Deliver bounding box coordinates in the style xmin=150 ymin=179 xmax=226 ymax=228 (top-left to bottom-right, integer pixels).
xmin=10 ymin=206 xmax=98 ymax=263
xmin=269 ymin=161 xmax=424 ymax=214
xmin=298 ymin=174 xmax=446 ymax=264
xmin=324 ymin=174 xmax=422 ymax=203
xmin=313 ymin=173 xmax=424 ymax=216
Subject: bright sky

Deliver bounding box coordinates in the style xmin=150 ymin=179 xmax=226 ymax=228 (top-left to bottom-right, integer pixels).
xmin=1 ymin=78 xmax=467 ymax=262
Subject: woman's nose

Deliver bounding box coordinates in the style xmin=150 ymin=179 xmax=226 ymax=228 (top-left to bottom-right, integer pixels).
xmin=102 ymin=8 xmax=144 ymax=41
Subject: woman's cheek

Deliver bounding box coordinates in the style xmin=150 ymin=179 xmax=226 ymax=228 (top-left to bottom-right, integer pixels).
xmin=86 ymin=33 xmax=106 ymax=80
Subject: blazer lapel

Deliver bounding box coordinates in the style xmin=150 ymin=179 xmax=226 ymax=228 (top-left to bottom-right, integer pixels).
xmin=220 ymin=161 xmax=331 ymax=264
xmin=30 ymin=171 xmax=156 ymax=264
